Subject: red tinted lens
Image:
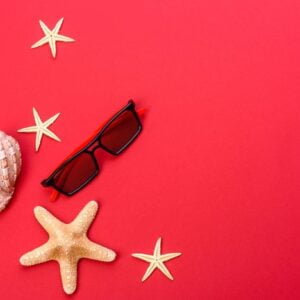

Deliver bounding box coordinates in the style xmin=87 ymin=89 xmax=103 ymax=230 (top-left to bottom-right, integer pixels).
xmin=100 ymin=110 xmax=140 ymax=153
xmin=53 ymin=152 xmax=98 ymax=194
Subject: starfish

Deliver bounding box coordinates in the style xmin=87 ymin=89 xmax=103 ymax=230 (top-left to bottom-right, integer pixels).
xmin=132 ymin=237 xmax=181 ymax=281
xmin=20 ymin=201 xmax=116 ymax=295
xmin=18 ymin=107 xmax=61 ymax=151
xmin=31 ymin=18 xmax=75 ymax=58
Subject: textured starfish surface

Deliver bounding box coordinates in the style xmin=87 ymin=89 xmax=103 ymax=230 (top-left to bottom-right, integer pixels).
xmin=20 ymin=201 xmax=116 ymax=294
xmin=18 ymin=107 xmax=61 ymax=151
xmin=132 ymin=237 xmax=181 ymax=281
xmin=31 ymin=18 xmax=75 ymax=58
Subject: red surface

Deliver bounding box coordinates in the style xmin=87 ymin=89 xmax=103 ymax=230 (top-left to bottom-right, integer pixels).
xmin=0 ymin=0 xmax=299 ymax=299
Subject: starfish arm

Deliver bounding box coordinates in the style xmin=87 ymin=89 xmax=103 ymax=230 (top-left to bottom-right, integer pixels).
xmin=154 ymin=237 xmax=162 ymax=257
xmin=160 ymin=252 xmax=182 ymax=262
xmin=49 ymin=37 xmax=57 ymax=58
xmin=35 ymin=130 xmax=43 ymax=151
xmin=59 ymin=258 xmax=78 ymax=295
xmin=141 ymin=262 xmax=157 ymax=282
xmin=43 ymin=112 xmax=60 ymax=127
xmin=19 ymin=241 xmax=53 ymax=266
xmin=71 ymin=201 xmax=98 ymax=234
xmin=32 ymin=107 xmax=43 ymax=126
xmin=42 ymin=128 xmax=61 ymax=142
xmin=34 ymin=206 xmax=64 ymax=234
xmin=156 ymin=261 xmax=174 ymax=280
xmin=83 ymin=239 xmax=116 ymax=262
xmin=31 ymin=36 xmax=50 ymax=48
xmin=17 ymin=126 xmax=38 ymax=133
xmin=39 ymin=20 xmax=51 ymax=35
xmin=53 ymin=18 xmax=64 ymax=34
xmin=54 ymin=34 xmax=75 ymax=42
xmin=132 ymin=253 xmax=155 ymax=263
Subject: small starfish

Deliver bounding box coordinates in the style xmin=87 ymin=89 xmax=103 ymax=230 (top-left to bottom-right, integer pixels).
xmin=31 ymin=18 xmax=75 ymax=58
xmin=20 ymin=201 xmax=116 ymax=295
xmin=132 ymin=237 xmax=181 ymax=281
xmin=18 ymin=107 xmax=61 ymax=151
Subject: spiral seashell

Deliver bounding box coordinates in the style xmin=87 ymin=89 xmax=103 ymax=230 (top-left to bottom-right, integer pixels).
xmin=0 ymin=131 xmax=21 ymax=212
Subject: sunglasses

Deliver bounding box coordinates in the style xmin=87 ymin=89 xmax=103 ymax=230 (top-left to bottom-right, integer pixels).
xmin=41 ymin=100 xmax=143 ymax=198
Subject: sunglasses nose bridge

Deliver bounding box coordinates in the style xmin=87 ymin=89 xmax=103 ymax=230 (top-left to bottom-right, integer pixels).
xmin=89 ymin=143 xmax=101 ymax=153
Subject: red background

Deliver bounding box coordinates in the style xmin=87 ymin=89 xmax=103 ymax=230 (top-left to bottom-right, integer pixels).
xmin=0 ymin=0 xmax=299 ymax=299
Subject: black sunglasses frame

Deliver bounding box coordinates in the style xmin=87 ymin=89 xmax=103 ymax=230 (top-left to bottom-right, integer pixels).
xmin=41 ymin=100 xmax=142 ymax=196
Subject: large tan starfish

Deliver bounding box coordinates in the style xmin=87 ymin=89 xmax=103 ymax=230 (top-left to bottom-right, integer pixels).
xmin=132 ymin=237 xmax=181 ymax=281
xmin=20 ymin=201 xmax=116 ymax=294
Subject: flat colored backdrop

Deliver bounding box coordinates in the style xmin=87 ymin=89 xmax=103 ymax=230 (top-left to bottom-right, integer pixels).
xmin=0 ymin=0 xmax=299 ymax=299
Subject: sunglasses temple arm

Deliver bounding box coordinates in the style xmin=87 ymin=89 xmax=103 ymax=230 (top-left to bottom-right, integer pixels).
xmin=50 ymin=189 xmax=60 ymax=202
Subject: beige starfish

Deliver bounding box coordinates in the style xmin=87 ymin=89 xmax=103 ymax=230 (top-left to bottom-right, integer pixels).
xmin=31 ymin=18 xmax=75 ymax=58
xmin=18 ymin=107 xmax=61 ymax=151
xmin=20 ymin=201 xmax=116 ymax=295
xmin=132 ymin=237 xmax=181 ymax=281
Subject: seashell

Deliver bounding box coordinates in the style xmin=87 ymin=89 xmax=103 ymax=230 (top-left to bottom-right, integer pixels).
xmin=0 ymin=131 xmax=22 ymax=212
